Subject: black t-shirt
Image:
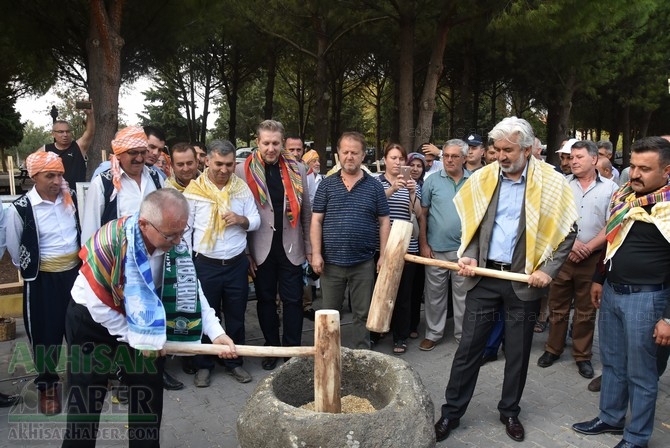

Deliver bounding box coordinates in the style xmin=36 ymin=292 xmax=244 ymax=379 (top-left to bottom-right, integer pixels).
xmin=266 ymin=162 xmax=285 ymax=248
xmin=45 ymin=141 xmax=87 ymax=186
xmin=609 ymin=205 xmax=670 ymax=285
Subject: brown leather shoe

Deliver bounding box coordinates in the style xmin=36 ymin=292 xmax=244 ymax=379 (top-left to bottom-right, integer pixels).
xmin=39 ymin=385 xmax=61 ymax=415
xmin=419 ymin=339 xmax=437 ymax=351
xmin=588 ymin=375 xmax=602 ymax=392
xmin=500 ymin=415 xmax=524 ymax=442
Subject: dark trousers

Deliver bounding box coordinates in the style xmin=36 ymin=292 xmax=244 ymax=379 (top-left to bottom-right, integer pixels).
xmin=442 ymin=277 xmax=539 ymax=419
xmin=24 ymin=267 xmax=79 ymax=391
xmin=63 ymin=301 xmax=164 ymax=448
xmin=193 ymin=254 xmax=249 ymax=369
xmin=391 ymin=261 xmax=417 ymax=342
xmin=483 ymin=306 xmax=505 ymax=357
xmin=254 ymin=246 xmax=304 ymax=349
xmin=410 ymin=263 xmax=425 ymax=333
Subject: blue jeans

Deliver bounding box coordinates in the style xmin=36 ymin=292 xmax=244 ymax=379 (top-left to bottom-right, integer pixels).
xmin=483 ymin=306 xmax=505 ymax=357
xmin=598 ymin=280 xmax=670 ymax=446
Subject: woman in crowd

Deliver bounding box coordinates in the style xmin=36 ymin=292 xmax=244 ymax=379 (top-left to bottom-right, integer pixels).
xmin=406 ymin=152 xmax=426 ymax=339
xmin=377 ymin=143 xmax=421 ymax=354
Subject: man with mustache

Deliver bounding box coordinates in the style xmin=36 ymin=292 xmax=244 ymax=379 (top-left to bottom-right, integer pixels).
xmin=82 ymin=126 xmax=164 ymax=243
xmin=573 ymin=136 xmax=670 ymax=448
xmin=435 ymin=117 xmax=577 ymax=443
xmin=184 ymin=139 xmax=260 ymax=387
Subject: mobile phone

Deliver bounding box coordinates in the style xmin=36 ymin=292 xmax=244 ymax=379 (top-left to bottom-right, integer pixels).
xmin=400 ymin=165 xmax=411 ymax=179
xmin=75 ymin=101 xmax=92 ymax=110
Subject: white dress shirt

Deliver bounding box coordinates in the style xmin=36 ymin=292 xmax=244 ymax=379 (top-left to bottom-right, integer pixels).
xmin=71 ymin=245 xmax=225 ymax=344
xmin=81 ymin=166 xmax=164 ymax=243
xmin=185 ymin=187 xmax=260 ymax=260
xmin=6 ymin=187 xmax=79 ymax=269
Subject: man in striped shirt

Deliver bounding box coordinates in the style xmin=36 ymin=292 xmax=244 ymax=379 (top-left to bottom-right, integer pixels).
xmin=310 ymin=131 xmax=390 ymax=350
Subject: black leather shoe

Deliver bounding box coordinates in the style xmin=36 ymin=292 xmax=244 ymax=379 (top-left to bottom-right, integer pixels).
xmin=500 ymin=415 xmax=524 ymax=442
xmin=303 ymin=308 xmax=316 ymax=321
xmin=537 ymin=351 xmax=560 ymax=368
xmin=0 ymin=392 xmax=21 ymax=408
xmin=434 ymin=416 xmax=459 ymax=442
xmin=163 ymin=371 xmax=184 ymax=390
xmin=262 ymin=357 xmax=278 ymax=371
xmin=182 ymin=357 xmax=197 ymax=375
xmin=572 ymin=417 xmax=624 ymax=435
xmin=481 ymin=353 xmax=498 ymax=366
xmin=577 ymin=360 xmax=594 ymax=379
xmin=613 ymin=439 xmax=647 ymax=448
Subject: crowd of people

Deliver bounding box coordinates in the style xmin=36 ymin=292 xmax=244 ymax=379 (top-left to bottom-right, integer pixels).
xmin=1 ymin=109 xmax=669 ymax=448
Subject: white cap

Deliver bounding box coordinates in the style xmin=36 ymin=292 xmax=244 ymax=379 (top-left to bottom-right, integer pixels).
xmin=557 ymin=138 xmax=578 ymax=154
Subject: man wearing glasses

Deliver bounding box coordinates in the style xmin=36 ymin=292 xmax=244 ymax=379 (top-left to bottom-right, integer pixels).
xmin=418 ymin=140 xmax=470 ymax=351
xmin=41 ymin=110 xmax=95 ymax=187
xmin=81 ymin=126 xmax=164 ymax=243
xmin=184 ymin=139 xmax=260 ymax=387
xmin=62 ymin=188 xmax=237 ymax=447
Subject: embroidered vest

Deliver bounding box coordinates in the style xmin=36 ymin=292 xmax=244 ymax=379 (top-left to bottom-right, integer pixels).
xmin=99 ymin=168 xmax=162 ymax=226
xmin=12 ymin=190 xmax=81 ymax=281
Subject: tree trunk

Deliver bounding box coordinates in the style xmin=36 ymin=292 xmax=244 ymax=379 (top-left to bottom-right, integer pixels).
xmin=263 ymin=45 xmax=277 ymax=120
xmin=415 ymin=16 xmax=450 ymax=147
xmin=329 ymin=78 xmax=342 ymax=154
xmin=638 ymin=109 xmax=653 ymax=139
xmin=397 ymin=7 xmax=414 ymax=152
xmin=227 ymin=51 xmax=241 ymax=144
xmin=490 ymin=80 xmax=497 ymax=128
xmin=313 ymin=15 xmax=329 ymax=167
xmin=200 ymin=66 xmax=213 ymax=144
xmin=86 ymin=0 xmax=125 ymax=180
xmin=621 ymin=103 xmax=631 ymax=168
xmin=454 ymin=53 xmax=471 ymax=135
xmin=545 ymin=70 xmax=577 ymax=167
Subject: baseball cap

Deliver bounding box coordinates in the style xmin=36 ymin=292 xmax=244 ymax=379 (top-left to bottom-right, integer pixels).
xmin=557 ymin=138 xmax=578 ymax=154
xmin=466 ymin=134 xmax=483 ymax=146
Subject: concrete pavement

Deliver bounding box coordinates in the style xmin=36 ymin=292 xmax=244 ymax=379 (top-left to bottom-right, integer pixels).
xmin=0 ymin=296 xmax=668 ymax=447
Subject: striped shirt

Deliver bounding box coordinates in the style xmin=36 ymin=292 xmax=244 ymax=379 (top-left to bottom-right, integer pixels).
xmin=378 ymin=175 xmax=421 ymax=254
xmin=313 ymin=170 xmax=390 ymax=266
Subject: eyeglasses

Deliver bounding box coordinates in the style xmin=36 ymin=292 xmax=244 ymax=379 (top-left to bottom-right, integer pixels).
xmin=147 ymin=221 xmax=190 ymax=241
xmin=126 ymin=149 xmax=148 ymax=158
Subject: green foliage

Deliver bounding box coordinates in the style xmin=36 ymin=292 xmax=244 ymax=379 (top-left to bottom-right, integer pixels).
xmin=9 ymin=122 xmax=52 ymax=162
xmin=0 ymin=91 xmax=23 ymax=149
xmin=7 ymin=0 xmax=670 ymax=158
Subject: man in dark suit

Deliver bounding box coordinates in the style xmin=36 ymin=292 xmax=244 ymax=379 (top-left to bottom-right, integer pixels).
xmin=434 ymin=117 xmax=578 ymax=443
xmin=236 ymin=120 xmax=312 ymax=371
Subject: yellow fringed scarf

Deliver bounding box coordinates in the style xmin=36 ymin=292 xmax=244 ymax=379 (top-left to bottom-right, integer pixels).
xmin=183 ymin=169 xmax=252 ymax=251
xmin=454 ymin=157 xmax=578 ymax=274
xmin=605 ymin=200 xmax=670 ymax=262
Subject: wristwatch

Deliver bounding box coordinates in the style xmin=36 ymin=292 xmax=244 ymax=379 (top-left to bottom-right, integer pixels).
xmin=663 ymin=318 xmax=670 ymax=326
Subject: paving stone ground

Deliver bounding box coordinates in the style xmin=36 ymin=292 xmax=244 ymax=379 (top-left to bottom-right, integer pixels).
xmin=0 ymin=295 xmax=668 ymax=447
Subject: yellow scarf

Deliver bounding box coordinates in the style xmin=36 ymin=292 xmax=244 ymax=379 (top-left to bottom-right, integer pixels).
xmin=183 ymin=169 xmax=252 ymax=251
xmin=166 ymin=176 xmax=186 ymax=192
xmin=454 ymin=157 xmax=578 ymax=274
xmin=605 ymin=201 xmax=670 ymax=262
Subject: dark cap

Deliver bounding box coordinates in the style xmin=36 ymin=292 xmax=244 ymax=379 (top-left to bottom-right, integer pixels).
xmin=466 ymin=134 xmax=483 ymax=146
